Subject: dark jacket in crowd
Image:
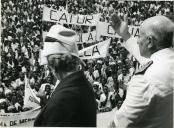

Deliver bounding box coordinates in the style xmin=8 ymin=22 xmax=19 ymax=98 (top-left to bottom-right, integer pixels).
xmin=34 ymin=71 xmax=97 ymax=127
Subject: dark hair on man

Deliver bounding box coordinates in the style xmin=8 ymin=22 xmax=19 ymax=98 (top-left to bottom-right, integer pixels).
xmin=47 ymin=53 xmax=80 ymax=72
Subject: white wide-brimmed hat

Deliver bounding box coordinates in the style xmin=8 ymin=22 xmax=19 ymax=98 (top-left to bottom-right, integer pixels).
xmin=42 ymin=24 xmax=79 ymax=58
xmin=41 ymin=24 xmax=85 ymax=65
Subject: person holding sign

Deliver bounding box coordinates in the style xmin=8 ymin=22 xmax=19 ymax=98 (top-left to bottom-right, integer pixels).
xmin=34 ymin=25 xmax=96 ymax=127
xmin=109 ymin=14 xmax=174 ymax=128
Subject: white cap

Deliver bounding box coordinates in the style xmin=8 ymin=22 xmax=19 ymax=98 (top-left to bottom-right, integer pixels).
xmin=5 ymin=89 xmax=12 ymax=95
xmin=109 ymin=61 xmax=116 ymax=65
xmin=93 ymin=81 xmax=102 ymax=87
xmin=97 ymin=60 xmax=102 ymax=64
xmin=0 ymin=99 xmax=6 ymax=104
xmin=42 ymin=25 xmax=79 ymax=58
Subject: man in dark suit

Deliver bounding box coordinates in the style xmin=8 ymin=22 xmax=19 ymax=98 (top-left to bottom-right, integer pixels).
xmin=34 ymin=25 xmax=96 ymax=127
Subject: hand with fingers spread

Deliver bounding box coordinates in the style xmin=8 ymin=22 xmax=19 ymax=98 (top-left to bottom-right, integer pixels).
xmin=110 ymin=13 xmax=131 ymax=41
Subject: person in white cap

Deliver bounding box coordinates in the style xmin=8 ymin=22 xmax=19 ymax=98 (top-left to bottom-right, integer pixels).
xmin=34 ymin=25 xmax=96 ymax=127
xmin=0 ymin=98 xmax=7 ymax=113
xmin=109 ymin=14 xmax=174 ymax=128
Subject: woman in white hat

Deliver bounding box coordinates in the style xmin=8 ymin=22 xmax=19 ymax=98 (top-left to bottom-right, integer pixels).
xmin=34 ymin=25 xmax=96 ymax=127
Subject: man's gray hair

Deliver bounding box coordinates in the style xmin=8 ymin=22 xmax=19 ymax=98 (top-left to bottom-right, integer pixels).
xmin=151 ymin=16 xmax=174 ymax=48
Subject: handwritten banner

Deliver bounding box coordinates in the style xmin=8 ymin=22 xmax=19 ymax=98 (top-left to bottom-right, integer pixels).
xmin=79 ymin=38 xmax=111 ymax=59
xmin=43 ymin=6 xmax=100 ymax=26
xmin=96 ymin=21 xmax=139 ymax=39
xmin=24 ymin=83 xmax=40 ymax=108
xmin=0 ymin=107 xmax=40 ymax=127
xmin=76 ymin=30 xmax=96 ymax=44
xmin=43 ymin=30 xmax=96 ymax=44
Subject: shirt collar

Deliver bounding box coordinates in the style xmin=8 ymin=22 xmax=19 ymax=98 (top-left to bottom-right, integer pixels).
xmin=54 ymin=80 xmax=60 ymax=90
xmin=150 ymin=48 xmax=171 ymax=61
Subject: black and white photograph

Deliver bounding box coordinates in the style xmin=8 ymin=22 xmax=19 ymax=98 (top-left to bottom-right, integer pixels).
xmin=0 ymin=0 xmax=174 ymax=127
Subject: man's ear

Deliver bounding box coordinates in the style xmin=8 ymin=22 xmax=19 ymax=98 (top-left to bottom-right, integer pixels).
xmin=147 ymin=36 xmax=155 ymax=49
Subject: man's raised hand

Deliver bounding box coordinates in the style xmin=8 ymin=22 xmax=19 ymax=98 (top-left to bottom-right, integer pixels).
xmin=110 ymin=13 xmax=131 ymax=41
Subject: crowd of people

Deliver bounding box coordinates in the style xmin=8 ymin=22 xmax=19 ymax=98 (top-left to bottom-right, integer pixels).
xmin=1 ymin=0 xmax=173 ymax=113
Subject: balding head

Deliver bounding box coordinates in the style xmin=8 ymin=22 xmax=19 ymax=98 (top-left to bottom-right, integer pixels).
xmin=142 ymin=16 xmax=174 ymax=48
xmin=138 ymin=16 xmax=174 ymax=58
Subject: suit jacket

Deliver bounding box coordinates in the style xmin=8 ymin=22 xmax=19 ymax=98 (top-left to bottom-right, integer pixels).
xmin=34 ymin=71 xmax=96 ymax=127
xmin=114 ymin=37 xmax=174 ymax=128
